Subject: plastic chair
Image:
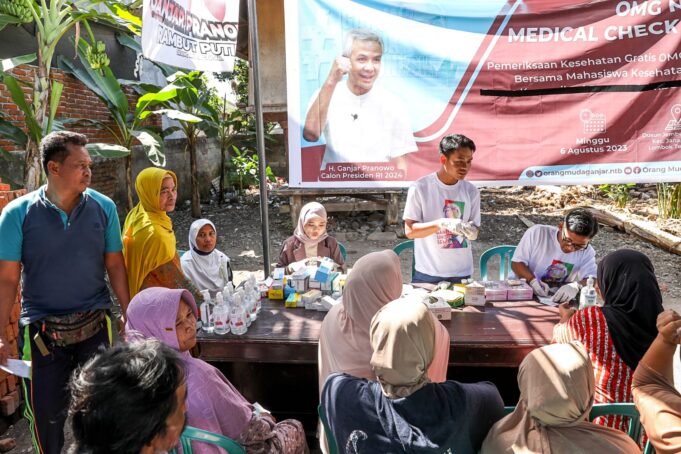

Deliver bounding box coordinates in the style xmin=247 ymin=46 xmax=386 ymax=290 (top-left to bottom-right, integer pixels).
xmin=170 ymin=426 xmax=245 ymax=454
xmin=177 ymin=249 xmax=187 ymax=257
xmin=589 ymin=403 xmax=643 ymax=444
xmin=318 ymin=404 xmax=339 ymax=454
xmin=338 ymin=242 xmax=347 ymax=261
xmin=479 ymin=245 xmax=516 ymax=281
xmin=393 ymin=240 xmax=415 ymax=280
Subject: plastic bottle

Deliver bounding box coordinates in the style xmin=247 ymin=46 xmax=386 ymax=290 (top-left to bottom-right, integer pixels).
xmin=212 ymin=292 xmax=230 ymax=335
xmin=579 ymin=276 xmax=597 ymax=309
xmin=230 ymin=292 xmax=248 ymax=335
xmin=199 ymin=290 xmax=214 ymax=333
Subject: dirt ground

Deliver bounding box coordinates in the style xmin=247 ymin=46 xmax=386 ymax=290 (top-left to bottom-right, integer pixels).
xmin=3 ymin=184 xmax=681 ymax=452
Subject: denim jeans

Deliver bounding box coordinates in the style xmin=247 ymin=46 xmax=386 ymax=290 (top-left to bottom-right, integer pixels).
xmin=412 ymin=270 xmax=471 ymax=285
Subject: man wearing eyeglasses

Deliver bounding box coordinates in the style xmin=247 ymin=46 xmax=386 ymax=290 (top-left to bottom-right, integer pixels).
xmin=511 ymin=208 xmax=599 ymax=303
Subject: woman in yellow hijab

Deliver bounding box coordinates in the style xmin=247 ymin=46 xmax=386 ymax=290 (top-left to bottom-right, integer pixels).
xmin=122 ymin=168 xmax=198 ymax=299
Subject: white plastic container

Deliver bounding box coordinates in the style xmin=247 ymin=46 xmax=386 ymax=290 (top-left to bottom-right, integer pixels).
xmin=579 ymin=276 xmax=597 ymax=309
xmin=212 ymin=295 xmax=230 ymax=335
xmin=199 ymin=290 xmax=214 ymax=333
xmin=230 ymin=292 xmax=248 ymax=335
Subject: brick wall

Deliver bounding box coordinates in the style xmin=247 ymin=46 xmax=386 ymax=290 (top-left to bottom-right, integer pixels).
xmin=0 ymin=64 xmax=159 ymax=153
xmin=0 ymin=179 xmax=26 ymax=416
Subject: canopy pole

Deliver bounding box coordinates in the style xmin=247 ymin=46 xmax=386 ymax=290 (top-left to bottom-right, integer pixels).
xmin=247 ymin=0 xmax=271 ymax=276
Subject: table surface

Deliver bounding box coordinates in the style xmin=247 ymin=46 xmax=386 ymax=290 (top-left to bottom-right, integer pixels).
xmin=197 ymin=299 xmax=560 ymax=367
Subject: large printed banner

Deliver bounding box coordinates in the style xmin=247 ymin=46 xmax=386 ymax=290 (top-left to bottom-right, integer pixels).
xmin=285 ymin=0 xmax=681 ymax=188
xmin=142 ymin=0 xmax=239 ymax=72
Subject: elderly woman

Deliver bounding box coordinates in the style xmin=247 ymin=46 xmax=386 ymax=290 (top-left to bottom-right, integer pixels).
xmin=480 ymin=342 xmax=639 ymax=453
xmin=181 ymin=219 xmax=233 ymax=294
xmin=322 ymin=299 xmax=503 ymax=454
xmin=633 ymin=310 xmax=681 ymax=454
xmin=277 ymin=202 xmax=345 ymax=272
xmin=122 ymin=168 xmax=198 ymax=299
xmin=552 ymin=249 xmax=663 ymax=432
xmin=125 ymin=287 xmax=308 ymax=454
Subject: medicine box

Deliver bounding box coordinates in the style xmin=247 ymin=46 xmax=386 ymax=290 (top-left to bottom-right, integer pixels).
xmin=464 ymin=281 xmax=486 ymax=307
xmin=482 ymin=281 xmax=508 ymax=301
xmin=427 ymin=300 xmax=452 ymax=320
xmin=272 ymin=267 xmax=285 ymax=280
xmin=320 ymin=272 xmax=340 ymax=294
xmin=302 ymin=290 xmax=322 ymax=306
xmin=285 ymin=292 xmax=300 ymax=308
xmin=290 ymin=270 xmax=310 ymax=293
xmin=320 ymin=295 xmax=339 ymax=311
xmin=268 ymin=280 xmax=284 ymax=300
xmin=507 ymin=282 xmax=534 ymax=301
xmin=314 ymin=259 xmax=335 ymax=282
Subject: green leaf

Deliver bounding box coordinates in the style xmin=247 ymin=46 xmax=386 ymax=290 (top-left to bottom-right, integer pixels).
xmin=131 ymin=129 xmax=165 ymax=166
xmin=45 ymin=80 xmax=63 ymax=134
xmin=3 ymin=74 xmax=42 ymax=142
xmin=0 ymin=117 xmax=27 ymax=147
xmin=145 ymin=108 xmax=202 ymax=123
xmin=0 ymin=14 xmax=25 ymax=30
xmin=1 ymin=54 xmax=37 ymax=73
xmin=86 ymin=143 xmax=131 ymax=158
xmin=110 ymin=3 xmax=141 ymax=26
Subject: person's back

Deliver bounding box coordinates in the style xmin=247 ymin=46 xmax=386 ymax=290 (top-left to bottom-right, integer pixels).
xmin=324 ymin=374 xmax=502 ymax=453
xmin=322 ymin=298 xmax=503 ymax=454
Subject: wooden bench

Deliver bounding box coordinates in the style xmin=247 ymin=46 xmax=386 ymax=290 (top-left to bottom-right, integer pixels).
xmin=271 ymin=188 xmax=405 ymax=225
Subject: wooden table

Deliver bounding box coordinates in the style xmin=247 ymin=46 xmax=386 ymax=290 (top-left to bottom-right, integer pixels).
xmin=198 ymin=299 xmax=559 ymax=368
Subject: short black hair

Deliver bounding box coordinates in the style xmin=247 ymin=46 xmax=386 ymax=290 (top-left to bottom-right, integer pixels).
xmin=564 ymin=208 xmax=599 ymax=238
xmin=40 ymin=131 xmax=88 ymax=174
xmin=68 ymin=340 xmax=185 ymax=454
xmin=439 ymin=134 xmax=476 ymax=158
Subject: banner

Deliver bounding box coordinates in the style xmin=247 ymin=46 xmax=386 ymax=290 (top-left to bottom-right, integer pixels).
xmin=284 ymin=0 xmax=681 ymax=188
xmin=142 ymin=0 xmax=239 ymax=72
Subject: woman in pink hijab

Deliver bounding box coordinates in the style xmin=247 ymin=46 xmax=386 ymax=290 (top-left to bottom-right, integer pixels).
xmin=125 ymin=287 xmax=308 ymax=454
xmin=277 ymin=202 xmax=345 ymax=272
xmin=317 ymin=250 xmax=450 ymax=452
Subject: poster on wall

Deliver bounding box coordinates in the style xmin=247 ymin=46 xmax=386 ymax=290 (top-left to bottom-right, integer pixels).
xmin=142 ymin=0 xmax=239 ymax=72
xmin=284 ymin=0 xmax=681 ymax=188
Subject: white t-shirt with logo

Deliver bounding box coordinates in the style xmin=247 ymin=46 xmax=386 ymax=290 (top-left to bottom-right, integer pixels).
xmin=403 ymin=173 xmax=481 ymax=278
xmin=320 ymin=83 xmax=417 ymax=168
xmin=511 ymin=225 xmax=597 ymax=288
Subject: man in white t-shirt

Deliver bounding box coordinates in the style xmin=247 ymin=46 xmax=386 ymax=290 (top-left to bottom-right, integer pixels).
xmin=402 ymin=134 xmax=480 ymax=284
xmin=303 ymin=29 xmax=417 ymax=170
xmin=511 ymin=208 xmax=599 ymax=303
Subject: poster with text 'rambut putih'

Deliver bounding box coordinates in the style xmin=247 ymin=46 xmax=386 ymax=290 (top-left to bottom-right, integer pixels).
xmin=284 ymin=0 xmax=681 ymax=188
xmin=142 ymin=0 xmax=238 ymax=72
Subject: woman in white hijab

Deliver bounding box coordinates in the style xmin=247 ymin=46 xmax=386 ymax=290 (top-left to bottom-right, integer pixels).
xmin=181 ymin=219 xmax=233 ymax=294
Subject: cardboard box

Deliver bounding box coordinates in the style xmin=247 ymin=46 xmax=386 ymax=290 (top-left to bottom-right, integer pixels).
xmin=314 ymin=258 xmax=335 ymax=282
xmin=302 ymin=290 xmax=322 ymax=307
xmin=285 ymin=292 xmax=300 ymax=308
xmin=290 ymin=271 xmax=310 ymax=293
xmin=507 ymin=282 xmax=533 ymax=300
xmin=482 ymin=281 xmax=508 ymax=301
xmin=464 ymin=281 xmax=486 ymax=307
xmin=427 ymin=300 xmax=452 ymax=320
xmin=268 ymin=280 xmax=284 ymax=300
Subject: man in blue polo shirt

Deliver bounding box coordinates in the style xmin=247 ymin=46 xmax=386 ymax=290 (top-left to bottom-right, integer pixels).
xmin=0 ymin=131 xmax=130 ymax=454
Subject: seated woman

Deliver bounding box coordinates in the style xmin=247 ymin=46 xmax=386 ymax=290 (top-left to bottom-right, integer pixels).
xmin=122 ymin=168 xmax=198 ymax=299
xmin=633 ymin=310 xmax=681 ymax=454
xmin=552 ymin=249 xmax=663 ymax=432
xmin=181 ymin=219 xmax=233 ymax=294
xmin=318 ymin=250 xmax=450 ymax=452
xmin=480 ymin=342 xmax=639 ymax=453
xmin=322 ymin=299 xmax=503 ymax=454
xmin=125 ymin=287 xmax=308 ymax=454
xmin=277 ymin=202 xmax=345 ymax=272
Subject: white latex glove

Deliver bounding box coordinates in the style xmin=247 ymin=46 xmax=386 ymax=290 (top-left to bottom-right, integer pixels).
xmin=529 ymin=278 xmax=550 ymax=297
xmin=439 ymin=218 xmax=464 ymax=235
xmin=552 ymin=282 xmax=581 ymax=303
xmin=459 ymin=222 xmax=479 ymax=240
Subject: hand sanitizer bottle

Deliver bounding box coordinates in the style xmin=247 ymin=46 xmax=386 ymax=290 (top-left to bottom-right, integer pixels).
xmin=230 ymin=292 xmax=248 ymax=335
xmin=579 ymin=276 xmax=597 ymax=309
xmin=212 ymin=292 xmax=230 ymax=335
xmin=199 ymin=290 xmax=214 ymax=333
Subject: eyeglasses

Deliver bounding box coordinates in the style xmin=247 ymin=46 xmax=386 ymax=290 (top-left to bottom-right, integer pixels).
xmin=561 ymin=226 xmax=589 ymax=251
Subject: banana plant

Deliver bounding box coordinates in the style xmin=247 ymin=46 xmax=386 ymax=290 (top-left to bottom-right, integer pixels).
xmin=57 ymin=38 xmax=170 ymax=210
xmin=0 ymin=0 xmax=137 ymax=191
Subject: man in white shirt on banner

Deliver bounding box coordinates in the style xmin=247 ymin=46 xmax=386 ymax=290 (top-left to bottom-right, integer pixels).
xmin=303 ymin=29 xmax=417 ymax=170
xmin=403 ymin=134 xmax=480 ymax=284
xmin=511 ymin=208 xmax=599 ymax=303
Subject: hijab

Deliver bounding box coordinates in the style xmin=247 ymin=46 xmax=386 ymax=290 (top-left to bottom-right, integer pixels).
xmin=122 ymin=168 xmax=178 ymax=297
xmin=370 ymin=299 xmax=435 ymax=398
xmin=318 ymin=250 xmax=403 ymax=389
xmin=598 ymin=249 xmax=663 ymax=370
xmin=125 ymin=287 xmax=252 ymax=441
xmin=180 ymin=219 xmax=231 ymax=293
xmin=294 ymin=202 xmax=328 ymax=246
xmin=481 ymin=342 xmax=639 ymax=454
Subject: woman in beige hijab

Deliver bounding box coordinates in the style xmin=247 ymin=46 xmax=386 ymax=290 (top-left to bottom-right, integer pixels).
xmin=321 ymin=299 xmax=504 ymax=454
xmin=480 ymin=342 xmax=639 ymax=454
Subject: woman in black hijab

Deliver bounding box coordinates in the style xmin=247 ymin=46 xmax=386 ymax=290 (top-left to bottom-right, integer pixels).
xmin=553 ymin=249 xmax=663 ymax=432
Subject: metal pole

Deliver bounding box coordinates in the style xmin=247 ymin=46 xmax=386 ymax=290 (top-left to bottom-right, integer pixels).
xmin=247 ymin=0 xmax=271 ymax=276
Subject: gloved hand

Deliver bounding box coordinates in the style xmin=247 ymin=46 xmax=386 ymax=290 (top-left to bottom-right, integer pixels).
xmin=459 ymin=222 xmax=479 ymax=240
xmin=552 ymin=282 xmax=581 ymax=303
xmin=439 ymin=218 xmax=464 ymax=235
xmin=529 ymin=278 xmax=550 ymax=297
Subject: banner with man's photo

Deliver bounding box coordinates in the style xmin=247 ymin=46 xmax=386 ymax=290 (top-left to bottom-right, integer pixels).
xmin=284 ymin=0 xmax=681 ymax=188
